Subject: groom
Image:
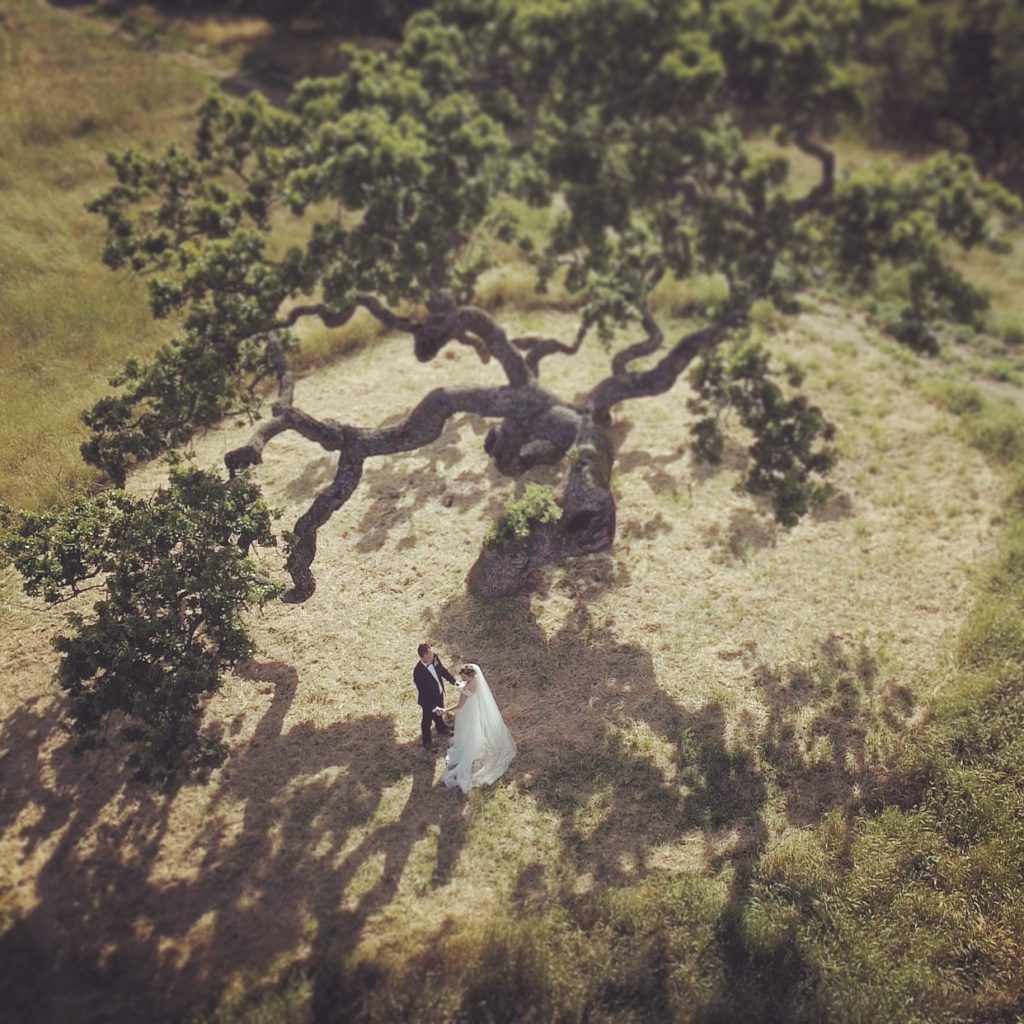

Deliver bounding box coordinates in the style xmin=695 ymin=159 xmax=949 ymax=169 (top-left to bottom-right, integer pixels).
xmin=413 ymin=643 xmax=455 ymax=749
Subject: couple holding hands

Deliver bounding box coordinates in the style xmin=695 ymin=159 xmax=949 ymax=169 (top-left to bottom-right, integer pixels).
xmin=413 ymin=643 xmax=517 ymax=794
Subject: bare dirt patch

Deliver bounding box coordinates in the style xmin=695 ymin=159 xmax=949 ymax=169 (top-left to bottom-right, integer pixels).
xmin=0 ymin=305 xmax=1004 ymax=1019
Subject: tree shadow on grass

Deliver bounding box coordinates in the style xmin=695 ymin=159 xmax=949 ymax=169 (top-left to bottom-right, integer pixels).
xmin=352 ymin=415 xmax=510 ymax=554
xmin=617 ymin=441 xmax=691 ymax=499
xmin=426 ymin=578 xmax=770 ymax=890
xmin=0 ymin=589 xmax=919 ymax=1022
xmin=281 ymin=453 xmax=337 ymax=502
xmin=702 ymin=507 xmax=779 ymax=564
xmin=0 ymin=658 xmax=472 ymax=1023
xmin=426 ymin=579 xmax=919 ymax=896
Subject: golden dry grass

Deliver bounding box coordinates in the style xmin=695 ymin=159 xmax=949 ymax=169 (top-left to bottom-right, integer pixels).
xmin=0 ymin=301 xmax=1005 ymax=1020
xmin=1 ymin=8 xmax=1020 ymax=1016
xmin=0 ymin=0 xmax=209 ymax=511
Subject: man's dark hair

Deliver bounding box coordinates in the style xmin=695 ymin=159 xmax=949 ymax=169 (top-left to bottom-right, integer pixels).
xmin=417 ymin=643 xmax=431 ymax=657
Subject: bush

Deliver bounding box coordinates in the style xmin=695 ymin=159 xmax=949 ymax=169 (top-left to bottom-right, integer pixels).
xmin=484 ymin=483 xmax=562 ymax=547
xmin=0 ymin=463 xmax=281 ymax=786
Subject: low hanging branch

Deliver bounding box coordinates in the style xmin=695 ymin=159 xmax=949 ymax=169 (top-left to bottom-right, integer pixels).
xmin=228 ymin=366 xmax=587 ymax=600
xmin=589 ymin=315 xmax=744 ymax=415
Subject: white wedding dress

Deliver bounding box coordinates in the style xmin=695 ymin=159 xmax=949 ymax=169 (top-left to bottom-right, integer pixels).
xmin=442 ymin=664 xmax=516 ymax=794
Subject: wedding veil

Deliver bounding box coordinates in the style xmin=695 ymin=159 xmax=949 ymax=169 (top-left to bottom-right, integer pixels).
xmin=444 ymin=663 xmax=516 ymax=791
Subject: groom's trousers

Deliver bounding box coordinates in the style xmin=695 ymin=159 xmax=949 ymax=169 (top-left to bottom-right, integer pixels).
xmin=421 ymin=706 xmax=449 ymax=746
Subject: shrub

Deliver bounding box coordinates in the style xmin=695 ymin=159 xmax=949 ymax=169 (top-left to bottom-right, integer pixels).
xmin=484 ymin=483 xmax=562 ymax=547
xmin=0 ymin=463 xmax=281 ymax=787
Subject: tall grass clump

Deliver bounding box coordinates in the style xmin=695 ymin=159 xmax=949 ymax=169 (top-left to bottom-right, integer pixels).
xmin=990 ymin=309 xmax=1024 ymax=348
xmin=288 ymin=308 xmax=393 ymax=371
xmin=962 ymin=405 xmax=1024 ymax=465
xmin=926 ymin=379 xmax=1024 ymax=466
xmin=648 ymin=272 xmax=729 ymax=320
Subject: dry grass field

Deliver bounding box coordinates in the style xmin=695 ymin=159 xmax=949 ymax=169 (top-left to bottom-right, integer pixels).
xmin=3 ymin=3 xmax=1024 ymax=1021
xmin=0 ymin=297 xmax=1008 ymax=1021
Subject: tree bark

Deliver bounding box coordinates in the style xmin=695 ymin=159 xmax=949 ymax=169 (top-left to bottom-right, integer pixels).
xmin=467 ymin=412 xmax=615 ymax=598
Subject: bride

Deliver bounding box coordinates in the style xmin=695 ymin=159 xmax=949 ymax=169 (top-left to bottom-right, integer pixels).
xmin=441 ymin=663 xmax=516 ymax=793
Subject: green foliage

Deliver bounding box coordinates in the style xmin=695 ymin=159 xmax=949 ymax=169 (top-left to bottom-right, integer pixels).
xmin=484 ymin=483 xmax=562 ymax=547
xmin=689 ymin=340 xmax=836 ymax=525
xmin=866 ymin=0 xmax=1024 ymax=192
xmin=79 ymin=0 xmax=1022 ymax=497
xmin=819 ymin=153 xmax=1021 ymax=352
xmin=438 ymin=1 xmax=1019 ymax=355
xmin=709 ymin=0 xmax=882 ymax=129
xmin=0 ymin=464 xmax=281 ymax=787
xmin=83 ymin=25 xmax=512 ymax=482
xmin=439 ymin=0 xmax=847 ymax=338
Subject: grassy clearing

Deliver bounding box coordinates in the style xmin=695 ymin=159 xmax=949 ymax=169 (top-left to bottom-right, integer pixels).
xmin=1 ymin=295 xmax=1008 ymax=1023
xmin=2 ymin=9 xmax=1024 ymax=1022
xmin=187 ymin=355 xmax=1024 ymax=1024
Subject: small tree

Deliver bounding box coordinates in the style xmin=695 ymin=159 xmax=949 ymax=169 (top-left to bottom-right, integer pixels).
xmin=1 ymin=466 xmax=280 ymax=786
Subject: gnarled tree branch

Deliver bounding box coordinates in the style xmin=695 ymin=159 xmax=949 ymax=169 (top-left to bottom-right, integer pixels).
xmin=512 ymin=320 xmax=589 ymax=376
xmin=225 ymin=407 xmax=346 ymax=476
xmin=265 ymin=334 xmax=295 ymax=409
xmin=248 ymin=381 xmax=573 ymax=601
xmin=414 ymin=306 xmax=532 ymax=386
xmin=792 ymin=128 xmax=836 ymax=216
xmin=588 ymin=312 xmax=743 ymax=415
xmin=610 ymin=303 xmax=665 ymax=377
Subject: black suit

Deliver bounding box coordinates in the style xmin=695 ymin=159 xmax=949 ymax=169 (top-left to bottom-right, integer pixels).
xmin=413 ymin=654 xmax=456 ymax=746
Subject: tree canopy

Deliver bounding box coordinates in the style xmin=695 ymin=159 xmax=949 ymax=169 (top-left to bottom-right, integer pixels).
xmin=4 ymin=0 xmax=1020 ymax=782
xmin=866 ymin=0 xmax=1024 ymax=193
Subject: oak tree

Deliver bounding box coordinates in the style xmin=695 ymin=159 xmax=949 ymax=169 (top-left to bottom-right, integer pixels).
xmin=83 ymin=0 xmax=1017 ymax=598
xmin=5 ymin=0 xmax=1018 ymax=781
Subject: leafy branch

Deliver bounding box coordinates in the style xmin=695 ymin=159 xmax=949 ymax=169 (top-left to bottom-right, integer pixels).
xmin=1 ymin=465 xmax=281 ymax=787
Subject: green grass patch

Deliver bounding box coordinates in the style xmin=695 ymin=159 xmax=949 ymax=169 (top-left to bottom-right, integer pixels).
xmin=962 ymin=404 xmax=1024 ymax=465
xmin=649 ymin=272 xmax=729 ymax=319
xmin=924 ymin=378 xmax=1024 ymax=465
xmin=922 ymin=378 xmax=985 ymax=417
xmin=0 ymin=0 xmax=211 ymax=511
